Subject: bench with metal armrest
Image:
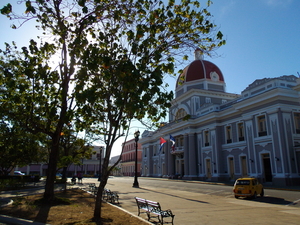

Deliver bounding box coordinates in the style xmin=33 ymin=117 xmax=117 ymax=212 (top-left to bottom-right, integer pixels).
xmin=135 ymin=197 xmax=175 ymax=225
xmin=103 ymin=188 xmax=119 ymax=204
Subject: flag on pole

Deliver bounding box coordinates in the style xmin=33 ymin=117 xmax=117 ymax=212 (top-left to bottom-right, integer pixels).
xmin=170 ymin=135 xmax=175 ymax=153
xmin=159 ymin=137 xmax=167 ymax=153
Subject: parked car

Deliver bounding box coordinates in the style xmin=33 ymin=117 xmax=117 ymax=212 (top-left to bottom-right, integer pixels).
xmin=14 ymin=171 xmax=25 ymax=176
xmin=56 ymin=173 xmax=62 ymax=177
xmin=233 ymin=177 xmax=264 ymax=199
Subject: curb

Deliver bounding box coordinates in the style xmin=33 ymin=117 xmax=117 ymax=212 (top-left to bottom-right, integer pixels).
xmin=82 ymin=187 xmax=152 ymax=225
xmin=107 ymin=201 xmax=153 ymax=225
xmin=1 ymin=186 xmax=149 ymax=225
xmin=139 ymin=177 xmax=300 ymax=192
xmin=0 ymin=198 xmax=13 ymax=208
xmin=0 ymin=214 xmax=49 ymax=225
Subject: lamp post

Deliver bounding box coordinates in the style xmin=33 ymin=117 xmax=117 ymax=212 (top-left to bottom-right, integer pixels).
xmin=133 ymin=130 xmax=140 ymax=188
xmin=98 ymin=146 xmax=103 ymax=181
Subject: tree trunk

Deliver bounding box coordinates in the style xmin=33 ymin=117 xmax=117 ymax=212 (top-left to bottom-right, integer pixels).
xmin=93 ymin=173 xmax=110 ymax=222
xmin=62 ymin=166 xmax=68 ymax=179
xmin=93 ymin=181 xmax=104 ymax=222
xmin=93 ymin=139 xmax=115 ymax=222
xmin=43 ymin=135 xmax=60 ymax=200
xmin=62 ymin=166 xmax=68 ymax=193
xmin=93 ymin=159 xmax=110 ymax=221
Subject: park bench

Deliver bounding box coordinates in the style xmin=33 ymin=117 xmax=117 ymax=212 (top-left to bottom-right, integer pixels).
xmin=88 ymin=183 xmax=97 ymax=194
xmin=93 ymin=187 xmax=119 ymax=204
xmin=103 ymin=188 xmax=119 ymax=204
xmin=135 ymin=197 xmax=175 ymax=225
xmin=71 ymin=177 xmax=76 ymax=184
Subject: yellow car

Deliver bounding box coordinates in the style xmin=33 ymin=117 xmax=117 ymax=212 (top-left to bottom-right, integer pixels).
xmin=233 ymin=177 xmax=264 ymax=199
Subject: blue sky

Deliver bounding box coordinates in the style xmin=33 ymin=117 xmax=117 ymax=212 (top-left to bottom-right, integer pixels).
xmin=204 ymin=0 xmax=300 ymax=94
xmin=164 ymin=0 xmax=300 ymax=95
xmin=1 ymin=0 xmax=300 ymax=157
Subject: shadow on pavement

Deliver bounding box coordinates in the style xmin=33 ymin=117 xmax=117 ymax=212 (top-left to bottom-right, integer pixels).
xmin=139 ymin=187 xmax=209 ymax=204
xmin=241 ymin=196 xmax=294 ymax=206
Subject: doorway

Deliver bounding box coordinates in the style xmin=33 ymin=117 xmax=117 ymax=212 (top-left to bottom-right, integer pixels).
xmin=206 ymin=159 xmax=212 ymax=180
xmin=241 ymin=156 xmax=248 ymax=177
xmin=175 ymin=159 xmax=184 ymax=177
xmin=229 ymin=157 xmax=234 ymax=180
xmin=180 ymin=160 xmax=184 ymax=177
xmin=262 ymin=153 xmax=272 ymax=182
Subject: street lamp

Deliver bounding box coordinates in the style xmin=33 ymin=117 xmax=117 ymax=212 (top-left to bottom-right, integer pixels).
xmin=98 ymin=146 xmax=103 ymax=181
xmin=133 ymin=130 xmax=140 ymax=188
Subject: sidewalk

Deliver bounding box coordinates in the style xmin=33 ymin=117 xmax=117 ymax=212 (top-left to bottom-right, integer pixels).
xmin=0 ymin=181 xmax=46 ymax=224
xmin=1 ymin=178 xmax=300 ymax=224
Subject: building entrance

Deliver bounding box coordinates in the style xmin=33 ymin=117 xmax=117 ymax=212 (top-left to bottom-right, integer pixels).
xmin=262 ymin=153 xmax=272 ymax=182
xmin=206 ymin=159 xmax=212 ymax=180
xmin=229 ymin=157 xmax=234 ymax=180
xmin=175 ymin=157 xmax=184 ymax=178
xmin=241 ymin=156 xmax=248 ymax=177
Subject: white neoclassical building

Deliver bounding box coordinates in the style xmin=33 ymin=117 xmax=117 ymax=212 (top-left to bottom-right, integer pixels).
xmin=140 ymin=49 xmax=300 ymax=187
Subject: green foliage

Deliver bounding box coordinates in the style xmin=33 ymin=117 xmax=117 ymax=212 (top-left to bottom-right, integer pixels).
xmin=0 ymin=121 xmax=47 ymax=175
xmin=0 ymin=3 xmax=12 ymax=15
xmin=0 ymin=178 xmax=27 ymax=191
xmin=0 ymin=0 xmax=225 ymax=213
xmin=58 ymin=127 xmax=93 ymax=171
xmin=0 ymin=41 xmax=62 ymax=137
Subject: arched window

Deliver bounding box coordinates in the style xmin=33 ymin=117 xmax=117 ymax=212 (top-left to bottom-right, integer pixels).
xmin=175 ymin=108 xmax=187 ymax=120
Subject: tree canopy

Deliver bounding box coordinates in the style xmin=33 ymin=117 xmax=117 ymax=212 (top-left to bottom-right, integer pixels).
xmin=0 ymin=0 xmax=225 ymax=221
xmin=0 ymin=120 xmax=46 ymax=175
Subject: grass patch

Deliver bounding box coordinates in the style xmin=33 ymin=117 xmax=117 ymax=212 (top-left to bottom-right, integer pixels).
xmin=0 ymin=189 xmax=147 ymax=224
xmin=34 ymin=196 xmax=71 ymax=206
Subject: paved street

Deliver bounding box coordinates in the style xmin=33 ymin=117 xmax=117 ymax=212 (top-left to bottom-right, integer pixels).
xmin=116 ymin=177 xmax=300 ymax=207
xmin=1 ymin=177 xmax=300 ymax=224
xmin=102 ymin=177 xmax=300 ymax=225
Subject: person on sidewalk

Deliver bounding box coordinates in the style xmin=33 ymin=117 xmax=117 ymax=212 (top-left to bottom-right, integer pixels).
xmin=77 ymin=172 xmax=83 ymax=184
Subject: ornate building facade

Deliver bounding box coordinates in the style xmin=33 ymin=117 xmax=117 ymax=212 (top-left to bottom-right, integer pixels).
xmin=120 ymin=138 xmax=142 ymax=176
xmin=15 ymin=146 xmax=104 ymax=177
xmin=140 ymin=49 xmax=300 ymax=186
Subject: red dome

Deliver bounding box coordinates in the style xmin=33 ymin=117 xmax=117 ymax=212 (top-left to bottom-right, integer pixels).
xmin=176 ymin=60 xmax=224 ymax=88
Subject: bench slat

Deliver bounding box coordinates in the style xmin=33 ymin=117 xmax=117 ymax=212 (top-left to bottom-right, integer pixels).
xmin=134 ymin=197 xmax=175 ymax=225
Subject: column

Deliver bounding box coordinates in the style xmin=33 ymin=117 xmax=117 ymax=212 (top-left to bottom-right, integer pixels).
xmin=164 ymin=139 xmax=169 ymax=176
xmin=40 ymin=164 xmax=43 ymax=176
xmin=183 ymin=134 xmax=189 ymax=178
xmin=148 ymin=145 xmax=153 ymax=176
xmin=189 ymin=133 xmax=197 ymax=178
xmin=26 ymin=165 xmax=30 ymax=175
xmin=167 ymin=143 xmax=175 ymax=177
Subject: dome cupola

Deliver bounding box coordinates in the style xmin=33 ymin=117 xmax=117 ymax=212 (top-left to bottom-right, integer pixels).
xmin=176 ymin=49 xmax=225 ymax=93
